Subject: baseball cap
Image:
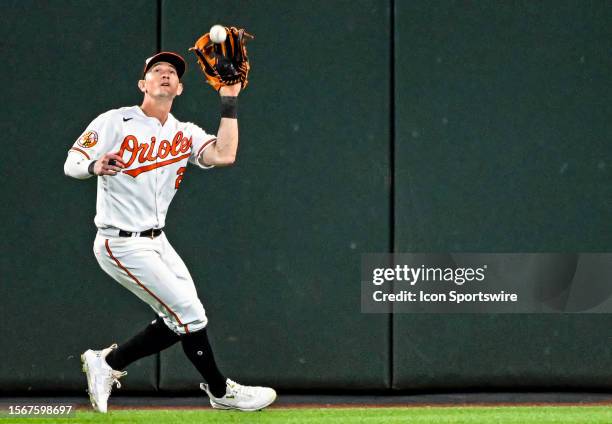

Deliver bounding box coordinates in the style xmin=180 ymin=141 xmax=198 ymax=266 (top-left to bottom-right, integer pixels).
xmin=143 ymin=51 xmax=186 ymax=79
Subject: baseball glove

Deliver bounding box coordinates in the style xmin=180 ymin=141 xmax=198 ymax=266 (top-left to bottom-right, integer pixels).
xmin=190 ymin=27 xmax=253 ymax=91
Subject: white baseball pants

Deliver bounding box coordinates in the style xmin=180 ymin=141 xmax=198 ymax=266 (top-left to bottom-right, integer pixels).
xmin=93 ymin=232 xmax=208 ymax=335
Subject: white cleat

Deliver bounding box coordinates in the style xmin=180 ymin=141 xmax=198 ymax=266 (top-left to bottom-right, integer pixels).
xmin=200 ymin=378 xmax=277 ymax=411
xmin=80 ymin=343 xmax=127 ymax=413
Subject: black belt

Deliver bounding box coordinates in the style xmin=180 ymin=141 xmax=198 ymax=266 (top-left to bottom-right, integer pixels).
xmin=119 ymin=228 xmax=163 ymax=238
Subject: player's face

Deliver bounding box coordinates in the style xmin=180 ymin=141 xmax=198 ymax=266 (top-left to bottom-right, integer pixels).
xmin=139 ymin=62 xmax=183 ymax=99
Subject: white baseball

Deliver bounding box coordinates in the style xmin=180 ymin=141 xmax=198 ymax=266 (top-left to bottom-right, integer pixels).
xmin=210 ymin=25 xmax=227 ymax=44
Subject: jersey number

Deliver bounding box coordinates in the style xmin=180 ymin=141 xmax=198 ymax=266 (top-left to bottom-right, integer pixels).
xmin=175 ymin=167 xmax=186 ymax=189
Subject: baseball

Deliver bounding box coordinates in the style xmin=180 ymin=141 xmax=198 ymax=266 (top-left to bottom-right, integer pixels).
xmin=210 ymin=25 xmax=227 ymax=44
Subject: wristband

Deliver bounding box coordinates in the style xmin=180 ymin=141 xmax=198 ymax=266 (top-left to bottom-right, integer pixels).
xmin=88 ymin=160 xmax=96 ymax=176
xmin=220 ymin=96 xmax=238 ymax=119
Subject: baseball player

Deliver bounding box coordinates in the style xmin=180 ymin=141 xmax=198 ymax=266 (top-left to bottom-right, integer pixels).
xmin=63 ymin=49 xmax=276 ymax=412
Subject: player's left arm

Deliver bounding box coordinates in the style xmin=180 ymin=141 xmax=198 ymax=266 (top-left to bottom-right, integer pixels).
xmin=199 ymin=84 xmax=241 ymax=167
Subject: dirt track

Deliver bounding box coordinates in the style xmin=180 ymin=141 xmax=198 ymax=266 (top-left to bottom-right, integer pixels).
xmin=2 ymin=393 xmax=611 ymax=411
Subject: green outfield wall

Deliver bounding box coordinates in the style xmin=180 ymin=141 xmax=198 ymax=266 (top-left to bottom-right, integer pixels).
xmin=1 ymin=0 xmax=610 ymax=393
xmin=392 ymin=1 xmax=611 ymax=390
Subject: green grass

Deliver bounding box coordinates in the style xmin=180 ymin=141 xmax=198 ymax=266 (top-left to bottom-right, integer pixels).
xmin=3 ymin=406 xmax=611 ymax=424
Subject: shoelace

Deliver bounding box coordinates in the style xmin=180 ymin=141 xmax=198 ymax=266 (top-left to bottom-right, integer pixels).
xmin=227 ymin=381 xmax=257 ymax=397
xmin=107 ymin=370 xmax=127 ymax=390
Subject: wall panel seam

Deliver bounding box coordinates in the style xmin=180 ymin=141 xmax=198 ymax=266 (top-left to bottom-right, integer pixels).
xmin=389 ymin=0 xmax=396 ymax=391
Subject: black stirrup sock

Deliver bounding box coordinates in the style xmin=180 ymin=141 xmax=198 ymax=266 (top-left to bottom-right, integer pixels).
xmin=105 ymin=317 xmax=181 ymax=370
xmin=181 ymin=328 xmax=227 ymax=397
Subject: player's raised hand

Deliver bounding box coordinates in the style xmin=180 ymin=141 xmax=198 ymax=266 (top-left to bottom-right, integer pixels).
xmin=94 ymin=153 xmax=126 ymax=176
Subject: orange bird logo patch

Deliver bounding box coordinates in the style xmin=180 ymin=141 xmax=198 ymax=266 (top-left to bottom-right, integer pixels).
xmin=78 ymin=131 xmax=98 ymax=148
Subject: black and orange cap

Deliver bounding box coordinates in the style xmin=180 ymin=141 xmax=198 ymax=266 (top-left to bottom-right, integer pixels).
xmin=143 ymin=51 xmax=186 ymax=78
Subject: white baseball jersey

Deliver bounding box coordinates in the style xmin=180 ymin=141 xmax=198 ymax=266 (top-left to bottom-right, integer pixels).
xmin=67 ymin=106 xmax=216 ymax=232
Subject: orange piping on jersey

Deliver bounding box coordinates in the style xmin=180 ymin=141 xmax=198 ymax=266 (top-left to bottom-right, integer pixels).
xmin=69 ymin=147 xmax=91 ymax=160
xmin=123 ymin=153 xmax=191 ymax=178
xmin=104 ymin=239 xmax=190 ymax=334
xmin=197 ymin=138 xmax=217 ymax=157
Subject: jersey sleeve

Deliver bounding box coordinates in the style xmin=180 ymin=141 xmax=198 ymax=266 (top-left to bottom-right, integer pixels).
xmin=187 ymin=123 xmax=217 ymax=170
xmin=67 ymin=110 xmax=119 ymax=161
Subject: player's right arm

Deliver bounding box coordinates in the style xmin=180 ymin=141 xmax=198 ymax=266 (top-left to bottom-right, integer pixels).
xmin=64 ymin=111 xmax=126 ymax=179
xmin=64 ymin=152 xmax=125 ymax=179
